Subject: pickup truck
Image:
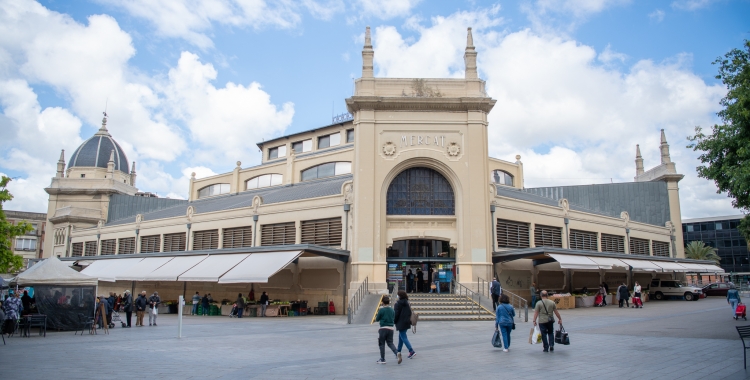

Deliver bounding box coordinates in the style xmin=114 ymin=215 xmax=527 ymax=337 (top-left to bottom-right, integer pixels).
xmin=649 ymin=279 xmax=702 ymax=301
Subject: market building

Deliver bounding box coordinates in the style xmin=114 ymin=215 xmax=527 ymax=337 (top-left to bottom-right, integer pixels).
xmin=6 ymin=210 xmax=47 ymax=268
xmin=42 ymin=27 xmax=722 ymax=313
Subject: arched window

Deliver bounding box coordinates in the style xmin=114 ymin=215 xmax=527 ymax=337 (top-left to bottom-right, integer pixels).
xmin=491 ymin=170 xmax=514 ymax=186
xmin=386 ymin=167 xmax=455 ymax=215
xmin=197 ymin=183 xmax=229 ymax=198
xmin=301 ymin=162 xmax=351 ymax=181
xmin=246 ymin=174 xmax=283 ymax=190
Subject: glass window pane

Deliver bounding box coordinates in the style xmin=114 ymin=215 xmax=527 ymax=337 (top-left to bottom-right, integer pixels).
xmin=246 ymin=177 xmax=259 ymax=189
xmin=687 ymin=225 xmax=694 ymax=232
xmin=318 ymin=163 xmax=335 ymax=178
xmin=277 ymin=145 xmax=286 ymax=157
xmin=335 ymin=162 xmax=351 ymax=175
xmin=330 ymin=133 xmax=340 ymax=146
xmin=302 ymin=139 xmax=312 ymax=152
xmin=301 ymin=167 xmax=317 ymax=181
xmin=221 ymin=184 xmax=230 ymax=194
xmin=270 ymin=174 xmax=283 ymax=186
xmin=347 ymin=129 xmax=354 ymax=143
xmin=293 ymin=141 xmax=303 ymax=153
xmin=318 ymin=136 xmax=330 ymax=149
xmin=258 ymin=174 xmax=271 ymax=188
xmin=268 ymin=147 xmax=278 ymax=159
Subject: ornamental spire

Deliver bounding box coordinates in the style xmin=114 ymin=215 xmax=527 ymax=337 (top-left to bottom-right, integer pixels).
xmin=464 ymin=27 xmax=477 ymax=79
xmin=659 ymin=129 xmax=671 ymax=164
xmin=362 ymin=26 xmax=374 ymax=78
xmin=96 ymin=111 xmax=111 ymax=136
xmin=635 ymin=144 xmax=644 ymax=176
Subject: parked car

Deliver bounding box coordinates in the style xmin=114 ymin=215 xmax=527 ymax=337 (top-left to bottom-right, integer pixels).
xmin=649 ymin=279 xmax=702 ymax=301
xmin=702 ymin=282 xmax=730 ymax=297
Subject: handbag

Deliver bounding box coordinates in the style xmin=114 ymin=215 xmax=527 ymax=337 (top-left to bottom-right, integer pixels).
xmin=492 ymin=329 xmax=503 ymax=348
xmin=431 ymin=283 xmax=437 ymax=290
xmin=408 ymin=301 xmax=419 ymax=333
xmin=554 ymin=325 xmax=570 ymax=345
xmin=529 ymin=325 xmax=542 ymax=344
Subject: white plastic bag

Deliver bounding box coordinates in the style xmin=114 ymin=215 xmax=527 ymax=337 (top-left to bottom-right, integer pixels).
xmin=529 ymin=325 xmax=542 ymax=344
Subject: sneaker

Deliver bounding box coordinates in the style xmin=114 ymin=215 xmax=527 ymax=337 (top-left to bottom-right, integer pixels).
xmin=397 ymin=352 xmax=402 ymax=364
xmin=502 ymin=349 xmax=508 ymax=352
xmin=550 ymin=347 xmax=554 ymax=352
xmin=543 ymin=349 xmax=549 ymax=352
xmin=408 ymin=352 xmax=416 ymax=359
xmin=149 ymin=323 xmax=152 ymax=326
xmin=376 ymin=359 xmax=386 ymax=364
xmin=153 ymin=323 xmax=157 ymax=326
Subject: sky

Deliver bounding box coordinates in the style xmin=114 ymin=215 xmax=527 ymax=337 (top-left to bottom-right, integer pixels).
xmin=0 ymin=0 xmax=748 ymax=219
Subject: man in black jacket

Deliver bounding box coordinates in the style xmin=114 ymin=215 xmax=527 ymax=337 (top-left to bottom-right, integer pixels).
xmin=393 ymin=290 xmax=416 ymax=362
xmin=122 ymin=290 xmax=133 ymax=327
xmin=135 ymin=291 xmax=148 ymax=327
xmin=259 ymin=292 xmax=269 ymax=317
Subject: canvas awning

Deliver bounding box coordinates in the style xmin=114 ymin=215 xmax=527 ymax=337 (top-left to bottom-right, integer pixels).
xmin=81 ymin=257 xmax=144 ymax=282
xmin=117 ymin=257 xmax=175 ymax=281
xmin=652 ymin=261 xmax=689 ymax=272
xmin=619 ymin=259 xmax=663 ymax=272
xmin=587 ymin=256 xmax=629 ymax=270
xmin=547 ymin=254 xmax=600 ymax=270
xmin=12 ymin=257 xmax=98 ymax=286
xmin=142 ymin=255 xmax=208 ymax=281
xmin=178 ymin=254 xmax=250 ymax=282
xmin=219 ymin=251 xmax=303 ymax=284
xmin=699 ymin=264 xmax=725 ymax=273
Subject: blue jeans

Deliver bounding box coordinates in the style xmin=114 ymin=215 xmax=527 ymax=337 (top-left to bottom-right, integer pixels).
xmin=434 ymin=281 xmax=440 ymax=293
xmin=498 ymin=323 xmax=512 ymax=349
xmin=237 ymin=308 xmax=243 ymax=318
xmin=531 ymin=295 xmax=536 ymax=308
xmin=397 ymin=329 xmax=413 ymax=353
xmin=730 ymin=299 xmax=739 ymax=315
xmin=192 ymin=304 xmax=198 ymax=315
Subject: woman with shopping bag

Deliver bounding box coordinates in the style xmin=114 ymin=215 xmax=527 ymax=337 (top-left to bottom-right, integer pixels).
xmin=494 ymin=294 xmax=515 ymax=352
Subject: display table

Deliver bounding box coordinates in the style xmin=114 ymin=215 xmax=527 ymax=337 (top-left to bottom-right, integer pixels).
xmin=551 ymin=294 xmax=575 ymax=309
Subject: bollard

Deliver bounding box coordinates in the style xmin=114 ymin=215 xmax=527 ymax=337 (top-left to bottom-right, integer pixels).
xmin=177 ymin=295 xmax=184 ymax=338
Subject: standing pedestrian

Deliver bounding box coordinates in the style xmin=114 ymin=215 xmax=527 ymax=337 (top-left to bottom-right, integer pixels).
xmin=260 ymin=291 xmax=269 ymax=317
xmin=191 ymin=292 xmax=201 ymax=315
xmin=633 ymin=281 xmax=643 ymax=308
xmin=618 ymin=283 xmax=630 ymax=308
xmin=21 ymin=290 xmax=32 ymax=316
xmin=416 ymin=268 xmax=423 ymax=292
xmin=728 ymin=284 xmax=741 ymax=316
xmin=432 ymin=269 xmax=440 ymax=294
xmin=495 ymin=294 xmax=516 ymax=352
xmin=490 ymin=277 xmax=502 ymax=310
xmin=394 ymin=290 xmax=416 ymax=362
xmin=148 ymin=292 xmax=161 ymax=326
xmin=406 ymin=269 xmax=414 ymax=293
xmin=375 ymin=296 xmax=399 ymax=364
xmin=135 ymin=291 xmax=148 ymax=327
xmin=122 ymin=290 xmax=132 ymax=327
xmin=530 ymin=282 xmax=537 ymax=308
xmin=201 ymin=293 xmax=209 ymax=316
xmin=599 ymin=283 xmax=608 ymax=306
xmin=532 ymin=290 xmax=563 ymax=353
xmin=236 ymin=293 xmax=245 ymax=318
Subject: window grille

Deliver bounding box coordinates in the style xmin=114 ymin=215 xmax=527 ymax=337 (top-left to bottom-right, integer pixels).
xmin=100 ymin=239 xmax=116 ymax=255
xmin=140 ymin=235 xmax=160 ymax=253
xmin=496 ymin=220 xmax=530 ymax=248
xmin=261 ymin=223 xmax=296 ymax=246
xmin=301 ymin=218 xmax=342 ymax=247
xmin=193 ymin=229 xmax=219 ymax=250
xmin=118 ymin=237 xmax=135 ymax=254
xmin=72 ymin=242 xmax=83 ymax=257
xmin=652 ymin=241 xmax=670 ymax=257
xmin=223 ymin=226 xmax=253 ymax=249
xmin=163 ymin=232 xmax=186 ymax=252
xmin=629 ymin=237 xmax=649 ymax=255
xmin=386 ymin=167 xmax=455 ymax=215
xmin=534 ymin=225 xmax=563 ymax=248
xmin=569 ymin=230 xmax=598 ymax=251
xmin=84 ymin=241 xmax=97 ymax=256
xmin=601 ymin=234 xmax=625 ymax=253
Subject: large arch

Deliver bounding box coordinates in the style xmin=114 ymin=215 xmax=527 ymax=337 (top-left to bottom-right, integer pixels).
xmin=386 ymin=167 xmax=455 ymax=215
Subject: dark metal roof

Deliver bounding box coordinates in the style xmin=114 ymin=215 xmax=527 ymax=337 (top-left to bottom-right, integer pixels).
xmin=107 ymin=194 xmax=188 ymax=223
xmin=70 ymin=133 xmax=129 ymax=174
xmin=495 ymin=185 xmax=613 ymax=218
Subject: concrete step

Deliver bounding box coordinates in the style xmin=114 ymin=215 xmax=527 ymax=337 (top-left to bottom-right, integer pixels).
xmin=416 ymin=310 xmax=494 ymax=315
xmin=419 ymin=315 xmax=496 ymax=321
xmin=412 ymin=305 xmax=478 ymax=310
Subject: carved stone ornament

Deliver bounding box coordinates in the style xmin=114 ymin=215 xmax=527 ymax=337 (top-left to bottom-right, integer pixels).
xmin=186 ymin=205 xmax=195 ymax=222
xmin=383 ymin=141 xmax=396 ymax=156
xmin=97 ymin=220 xmax=104 ymax=231
xmin=620 ymin=211 xmax=630 ymax=226
xmin=558 ymin=198 xmax=570 ymax=216
xmin=135 ymin=214 xmax=143 ymax=228
xmin=447 ymin=142 xmax=460 ymax=157
xmin=665 ymin=220 xmax=674 ymax=232
xmin=344 ymin=182 xmax=354 ymax=203
xmin=252 ymin=195 xmax=263 ymax=213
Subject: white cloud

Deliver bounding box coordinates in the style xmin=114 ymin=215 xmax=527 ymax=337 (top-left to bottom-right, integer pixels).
xmin=648 ymin=9 xmax=665 ymax=22
xmin=598 ymin=44 xmax=627 ymax=64
xmin=302 ymin=0 xmax=346 ymax=20
xmin=522 ymin=0 xmax=630 ymax=33
xmin=671 ymin=0 xmax=717 ymax=11
xmin=354 ymin=0 xmax=421 ymax=20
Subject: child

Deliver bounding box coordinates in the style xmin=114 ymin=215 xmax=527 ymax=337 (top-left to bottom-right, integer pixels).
xmin=375 ymin=296 xmax=399 ymax=364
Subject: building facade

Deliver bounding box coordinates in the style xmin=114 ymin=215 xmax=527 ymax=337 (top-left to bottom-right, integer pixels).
xmin=5 ymin=210 xmax=47 ymax=268
xmin=682 ymin=215 xmax=749 ymax=273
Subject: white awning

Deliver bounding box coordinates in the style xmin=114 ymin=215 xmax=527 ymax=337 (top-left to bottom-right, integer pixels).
xmin=619 ymin=259 xmax=662 ymax=272
xmin=677 ymin=263 xmax=712 ymax=273
xmin=587 ymin=257 xmax=629 ymax=270
xmin=117 ymin=257 xmax=175 ymax=281
xmin=143 ymin=255 xmax=208 ymax=281
xmin=699 ymin=264 xmax=725 ymax=273
xmin=652 ymin=261 xmax=689 ymax=272
xmin=178 ymin=254 xmax=250 ymax=282
xmin=547 ymin=254 xmax=600 ymax=270
xmin=219 ymin=251 xmax=303 ymax=284
xmin=80 ymin=258 xmax=144 ymax=282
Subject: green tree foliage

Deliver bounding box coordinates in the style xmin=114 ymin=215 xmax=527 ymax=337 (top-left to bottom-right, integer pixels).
xmin=688 ymin=40 xmax=750 ymax=241
xmin=0 ymin=176 xmax=33 ymax=273
xmin=684 ymin=241 xmax=721 ymax=264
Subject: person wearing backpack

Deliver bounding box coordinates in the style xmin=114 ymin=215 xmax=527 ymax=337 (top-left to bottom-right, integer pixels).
xmin=394 ymin=290 xmax=416 ymax=362
xmin=532 ymin=290 xmax=563 ymax=353
xmin=495 ymin=294 xmax=516 ymax=352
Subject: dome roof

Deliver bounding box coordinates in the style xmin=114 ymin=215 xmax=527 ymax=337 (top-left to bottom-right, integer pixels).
xmin=69 ymin=117 xmax=129 ymax=174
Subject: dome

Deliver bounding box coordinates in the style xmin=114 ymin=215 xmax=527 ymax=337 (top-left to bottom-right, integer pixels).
xmin=69 ymin=117 xmax=129 ymax=174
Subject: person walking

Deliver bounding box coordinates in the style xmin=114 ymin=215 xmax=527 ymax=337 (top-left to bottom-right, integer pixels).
xmin=394 ymin=290 xmax=416 ymax=362
xmin=135 ymin=291 xmax=148 ymax=327
xmin=530 ymin=282 xmax=537 ymax=308
xmin=432 ymin=270 xmax=440 ymax=294
xmin=122 ymin=290 xmax=133 ymax=327
xmin=21 ymin=290 xmax=32 ymax=316
xmin=260 ymin=291 xmax=269 ymax=317
xmin=633 ymin=281 xmax=643 ymax=308
xmin=618 ymin=283 xmax=630 ymax=308
xmin=148 ymin=292 xmax=161 ymax=326
xmin=201 ymin=293 xmax=210 ymax=316
xmin=375 ymin=296 xmax=399 ymax=364
xmin=191 ymin=292 xmax=201 ymax=315
xmin=406 ymin=269 xmax=415 ymax=293
xmin=728 ymin=284 xmax=741 ymax=316
xmin=491 ymin=277 xmax=502 ymax=310
xmin=495 ymin=294 xmax=516 ymax=352
xmin=532 ymin=290 xmax=563 ymax=353
xmin=235 ymin=293 xmax=246 ymax=318
xmin=599 ymin=283 xmax=608 ymax=306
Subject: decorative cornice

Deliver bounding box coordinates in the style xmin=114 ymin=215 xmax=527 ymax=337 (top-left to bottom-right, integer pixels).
xmin=346 ymin=96 xmax=496 ymax=113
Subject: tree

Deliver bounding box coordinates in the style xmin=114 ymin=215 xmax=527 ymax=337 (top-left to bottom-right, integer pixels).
xmin=688 ymin=40 xmax=750 ymax=242
xmin=0 ymin=176 xmax=33 ymax=273
xmin=684 ymin=241 xmax=721 ymax=264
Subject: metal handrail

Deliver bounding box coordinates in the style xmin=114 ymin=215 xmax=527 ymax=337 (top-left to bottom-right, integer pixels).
xmin=452 ymin=280 xmax=481 ymax=319
xmin=347 ymin=277 xmax=369 ymax=324
xmin=478 ymin=276 xmax=528 ymax=322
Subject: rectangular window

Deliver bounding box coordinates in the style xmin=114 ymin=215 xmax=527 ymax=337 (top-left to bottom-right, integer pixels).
xmin=496 ymin=220 xmax=530 ymax=248
xmin=346 ymin=129 xmax=354 ymax=143
xmin=629 ymin=237 xmax=649 ymax=255
xmin=14 ymin=238 xmax=37 ymax=250
xmin=569 ymin=230 xmax=597 ymax=251
xmin=318 ymin=135 xmax=330 ymax=149
xmin=301 ymin=218 xmax=342 ymax=247
xmin=100 ymin=239 xmax=116 ymax=255
xmin=118 ymin=237 xmax=135 ymax=254
xmin=686 ymin=224 xmax=694 ymax=232
xmin=534 ymin=225 xmax=563 ymax=248
xmin=163 ymin=232 xmax=186 ymax=252
xmin=140 ymin=235 xmax=160 ymax=253
xmin=223 ymin=226 xmax=253 ymax=249
xmin=268 ymin=145 xmax=286 ymax=160
xmin=292 ymin=139 xmax=312 ymax=153
xmin=72 ymin=242 xmax=83 ymax=257
xmin=601 ymin=234 xmax=625 ymax=253
xmin=652 ymin=241 xmax=670 ymax=257
xmin=261 ymin=222 xmax=296 ymax=246
xmin=193 ymin=229 xmax=219 ymax=250
xmin=84 ymin=241 xmax=97 ymax=256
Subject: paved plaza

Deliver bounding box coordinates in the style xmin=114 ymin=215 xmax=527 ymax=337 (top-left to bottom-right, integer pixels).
xmin=2 ymin=298 xmax=748 ymax=379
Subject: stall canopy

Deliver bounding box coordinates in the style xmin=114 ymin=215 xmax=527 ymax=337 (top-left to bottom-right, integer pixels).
xmin=219 ymin=250 xmax=303 ymax=284
xmin=12 ymin=257 xmax=98 ymax=286
xmin=117 ymin=257 xmax=175 ymax=281
xmin=619 ymin=258 xmax=663 ymax=272
xmin=178 ymin=254 xmax=250 ymax=282
xmin=652 ymin=261 xmax=688 ymax=272
xmin=587 ymin=257 xmax=629 ymax=270
xmin=547 ymin=254 xmax=600 ymax=270
xmin=80 ymin=257 xmax=144 ymax=282
xmin=142 ymin=255 xmax=208 ymax=281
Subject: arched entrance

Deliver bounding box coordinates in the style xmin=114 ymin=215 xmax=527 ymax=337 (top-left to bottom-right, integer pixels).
xmin=386 ymin=238 xmax=456 ymax=293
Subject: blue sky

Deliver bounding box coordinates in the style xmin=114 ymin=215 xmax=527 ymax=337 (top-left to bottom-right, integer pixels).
xmin=1 ymin=0 xmax=748 ymax=219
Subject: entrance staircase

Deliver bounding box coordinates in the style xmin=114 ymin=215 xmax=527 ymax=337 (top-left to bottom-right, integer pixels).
xmin=409 ymin=293 xmax=494 ymax=321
